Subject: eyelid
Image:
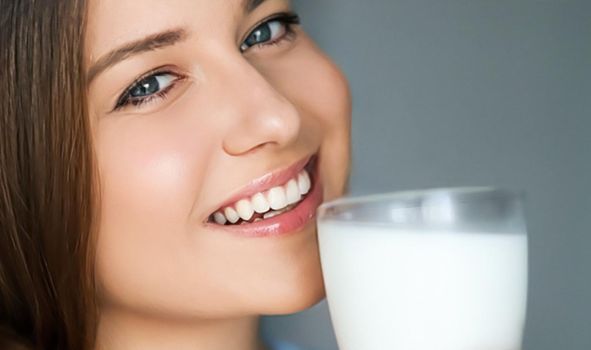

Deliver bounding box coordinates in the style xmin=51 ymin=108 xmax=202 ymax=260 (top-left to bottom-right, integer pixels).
xmin=116 ymin=66 xmax=173 ymax=102
xmin=240 ymin=11 xmax=300 ymax=46
xmin=113 ymin=66 xmax=184 ymax=110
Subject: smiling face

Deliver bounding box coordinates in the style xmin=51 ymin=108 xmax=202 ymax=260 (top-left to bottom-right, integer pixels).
xmin=87 ymin=0 xmax=351 ymax=321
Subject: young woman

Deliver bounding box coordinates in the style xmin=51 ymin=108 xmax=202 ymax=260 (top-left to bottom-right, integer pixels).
xmin=0 ymin=0 xmax=351 ymax=349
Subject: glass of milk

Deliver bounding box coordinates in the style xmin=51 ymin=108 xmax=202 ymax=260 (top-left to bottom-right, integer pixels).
xmin=317 ymin=187 xmax=528 ymax=350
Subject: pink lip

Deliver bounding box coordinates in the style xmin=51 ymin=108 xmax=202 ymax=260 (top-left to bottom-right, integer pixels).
xmin=204 ymin=155 xmax=323 ymax=238
xmin=209 ymin=155 xmax=313 ymax=214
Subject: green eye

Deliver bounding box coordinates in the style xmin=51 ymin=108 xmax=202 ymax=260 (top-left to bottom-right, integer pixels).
xmin=129 ymin=74 xmax=175 ymax=99
xmin=114 ymin=71 xmax=182 ymax=111
xmin=240 ymin=13 xmax=300 ymax=52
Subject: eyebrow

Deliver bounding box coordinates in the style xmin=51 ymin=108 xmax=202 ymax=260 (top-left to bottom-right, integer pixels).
xmin=87 ymin=0 xmax=268 ymax=84
xmin=244 ymin=0 xmax=267 ymax=12
xmin=87 ymin=28 xmax=188 ymax=84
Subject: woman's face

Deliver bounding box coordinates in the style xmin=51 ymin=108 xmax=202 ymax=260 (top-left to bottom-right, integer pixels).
xmin=87 ymin=0 xmax=350 ymax=320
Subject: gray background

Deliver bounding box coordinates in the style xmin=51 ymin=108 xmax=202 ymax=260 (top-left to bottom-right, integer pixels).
xmin=261 ymin=0 xmax=590 ymax=349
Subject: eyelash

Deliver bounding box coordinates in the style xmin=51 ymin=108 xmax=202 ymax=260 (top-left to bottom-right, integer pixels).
xmin=113 ymin=69 xmax=184 ymax=111
xmin=113 ymin=12 xmax=301 ymax=112
xmin=240 ymin=12 xmax=300 ymax=52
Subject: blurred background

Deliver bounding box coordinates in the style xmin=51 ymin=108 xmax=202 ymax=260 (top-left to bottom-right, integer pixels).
xmin=261 ymin=0 xmax=590 ymax=349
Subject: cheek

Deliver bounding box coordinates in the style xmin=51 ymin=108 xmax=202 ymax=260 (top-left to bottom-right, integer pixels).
xmin=259 ymin=36 xmax=352 ymax=199
xmin=257 ymin=37 xmax=351 ymax=127
xmin=97 ymin=118 xmax=205 ymax=223
xmin=93 ymin=109 xmax=215 ymax=307
xmin=317 ymin=62 xmax=352 ymax=199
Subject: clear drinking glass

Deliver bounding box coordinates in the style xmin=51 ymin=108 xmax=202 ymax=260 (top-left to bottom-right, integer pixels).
xmin=317 ymin=187 xmax=528 ymax=350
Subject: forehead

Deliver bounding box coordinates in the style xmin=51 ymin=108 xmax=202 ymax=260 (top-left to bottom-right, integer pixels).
xmin=85 ymin=0 xmax=242 ymax=62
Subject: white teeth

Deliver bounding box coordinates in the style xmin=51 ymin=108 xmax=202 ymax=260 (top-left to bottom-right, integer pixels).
xmin=213 ymin=169 xmax=313 ymax=225
xmin=251 ymin=192 xmax=270 ymax=213
xmin=286 ymin=179 xmax=301 ymax=205
xmin=224 ymin=207 xmax=240 ymax=224
xmin=263 ymin=210 xmax=282 ymax=219
xmin=235 ymin=199 xmax=254 ymax=221
xmin=267 ymin=186 xmax=287 ymax=210
xmin=213 ymin=212 xmax=227 ymax=225
xmin=297 ymin=171 xmax=311 ymax=195
xmin=262 ymin=204 xmax=295 ymax=219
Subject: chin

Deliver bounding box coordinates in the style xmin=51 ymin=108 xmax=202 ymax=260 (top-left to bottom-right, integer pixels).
xmin=259 ymin=280 xmax=326 ymax=316
xmin=258 ymin=238 xmax=326 ymax=315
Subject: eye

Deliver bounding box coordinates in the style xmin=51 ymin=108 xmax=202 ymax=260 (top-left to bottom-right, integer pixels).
xmin=240 ymin=13 xmax=300 ymax=52
xmin=114 ymin=71 xmax=184 ymax=111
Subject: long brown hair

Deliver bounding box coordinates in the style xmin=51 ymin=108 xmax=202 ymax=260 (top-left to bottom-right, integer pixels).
xmin=0 ymin=0 xmax=98 ymax=349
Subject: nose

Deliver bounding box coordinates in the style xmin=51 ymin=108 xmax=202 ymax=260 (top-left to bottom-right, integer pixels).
xmin=218 ymin=56 xmax=301 ymax=156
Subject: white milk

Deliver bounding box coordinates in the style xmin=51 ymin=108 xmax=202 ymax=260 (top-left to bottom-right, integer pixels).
xmin=318 ymin=222 xmax=528 ymax=350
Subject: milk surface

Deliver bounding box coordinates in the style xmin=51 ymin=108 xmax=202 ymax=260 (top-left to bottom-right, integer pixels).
xmin=318 ymin=222 xmax=528 ymax=350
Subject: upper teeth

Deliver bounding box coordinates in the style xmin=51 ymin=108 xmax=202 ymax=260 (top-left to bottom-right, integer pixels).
xmin=212 ymin=169 xmax=311 ymax=225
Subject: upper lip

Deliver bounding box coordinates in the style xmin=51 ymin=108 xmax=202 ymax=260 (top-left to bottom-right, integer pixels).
xmin=206 ymin=155 xmax=314 ymax=217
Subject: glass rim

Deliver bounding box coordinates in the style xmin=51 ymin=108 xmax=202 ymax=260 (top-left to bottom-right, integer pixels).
xmin=319 ymin=186 xmax=525 ymax=212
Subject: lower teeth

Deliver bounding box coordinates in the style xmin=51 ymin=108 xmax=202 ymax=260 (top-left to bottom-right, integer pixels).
xmin=262 ymin=207 xmax=290 ymax=219
xmin=221 ymin=203 xmax=298 ymax=226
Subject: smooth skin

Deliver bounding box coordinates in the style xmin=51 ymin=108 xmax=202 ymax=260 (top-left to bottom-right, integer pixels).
xmin=86 ymin=0 xmax=351 ymax=349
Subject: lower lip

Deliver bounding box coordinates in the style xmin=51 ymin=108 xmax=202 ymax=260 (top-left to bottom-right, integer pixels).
xmin=206 ymin=173 xmax=323 ymax=238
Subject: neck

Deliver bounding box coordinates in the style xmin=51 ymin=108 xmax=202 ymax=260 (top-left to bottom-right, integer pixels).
xmin=95 ymin=307 xmax=267 ymax=350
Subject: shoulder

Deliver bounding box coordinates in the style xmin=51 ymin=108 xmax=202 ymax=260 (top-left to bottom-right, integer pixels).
xmin=265 ymin=338 xmax=304 ymax=350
